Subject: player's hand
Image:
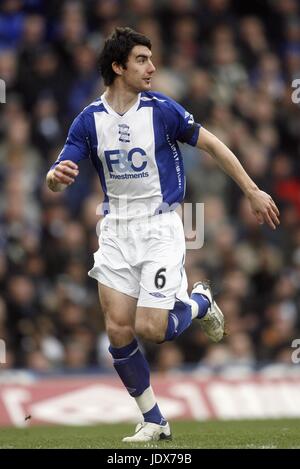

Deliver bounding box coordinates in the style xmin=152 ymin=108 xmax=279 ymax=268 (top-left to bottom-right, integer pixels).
xmin=52 ymin=160 xmax=79 ymax=186
xmin=247 ymin=189 xmax=280 ymax=230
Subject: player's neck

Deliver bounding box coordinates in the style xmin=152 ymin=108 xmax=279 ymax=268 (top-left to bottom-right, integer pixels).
xmin=104 ymin=84 xmax=140 ymax=115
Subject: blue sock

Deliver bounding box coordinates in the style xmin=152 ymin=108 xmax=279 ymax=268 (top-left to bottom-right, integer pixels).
xmin=143 ymin=404 xmax=167 ymax=425
xmin=109 ymin=339 xmax=165 ymax=424
xmin=191 ymin=293 xmax=210 ymax=319
xmin=109 ymin=339 xmax=148 ymax=396
xmin=164 ymin=301 xmax=193 ymax=341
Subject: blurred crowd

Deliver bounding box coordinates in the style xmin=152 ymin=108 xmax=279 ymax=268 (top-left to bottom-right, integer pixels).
xmin=0 ymin=0 xmax=300 ymax=373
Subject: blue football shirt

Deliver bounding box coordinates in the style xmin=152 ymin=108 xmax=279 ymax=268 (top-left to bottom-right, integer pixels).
xmin=52 ymin=91 xmax=200 ymax=219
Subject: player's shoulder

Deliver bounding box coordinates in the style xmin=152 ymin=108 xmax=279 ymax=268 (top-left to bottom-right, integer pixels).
xmin=140 ymin=91 xmax=181 ymax=111
xmin=68 ymin=98 xmax=107 ymax=133
xmin=74 ymin=97 xmax=107 ymax=129
xmin=140 ymin=92 xmax=188 ymax=121
xmin=81 ymin=97 xmax=107 ymax=115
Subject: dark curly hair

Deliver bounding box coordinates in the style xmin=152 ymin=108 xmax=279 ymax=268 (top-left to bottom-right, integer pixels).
xmin=98 ymin=27 xmax=152 ymax=86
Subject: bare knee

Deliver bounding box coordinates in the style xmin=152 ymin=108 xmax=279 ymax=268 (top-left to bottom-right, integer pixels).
xmin=99 ymin=286 xmax=136 ymax=347
xmin=106 ymin=319 xmax=134 ymax=347
xmin=102 ymin=304 xmax=134 ymax=347
xmin=135 ymin=314 xmax=167 ymax=343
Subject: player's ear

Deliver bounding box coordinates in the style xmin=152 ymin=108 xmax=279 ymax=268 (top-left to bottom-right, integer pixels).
xmin=112 ymin=61 xmax=124 ymax=76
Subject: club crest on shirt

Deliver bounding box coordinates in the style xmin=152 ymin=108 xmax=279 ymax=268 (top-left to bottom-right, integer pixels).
xmin=118 ymin=123 xmax=130 ymax=143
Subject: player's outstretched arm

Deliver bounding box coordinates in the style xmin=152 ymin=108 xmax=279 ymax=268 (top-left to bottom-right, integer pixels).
xmin=196 ymin=127 xmax=280 ymax=230
xmin=46 ymin=160 xmax=79 ymax=192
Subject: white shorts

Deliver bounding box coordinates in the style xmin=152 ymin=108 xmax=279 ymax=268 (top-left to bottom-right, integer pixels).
xmin=88 ymin=211 xmax=189 ymax=309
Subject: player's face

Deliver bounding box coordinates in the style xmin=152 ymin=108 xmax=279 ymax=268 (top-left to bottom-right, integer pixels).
xmin=122 ymin=45 xmax=156 ymax=92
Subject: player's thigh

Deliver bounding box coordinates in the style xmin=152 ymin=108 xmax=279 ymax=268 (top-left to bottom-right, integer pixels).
xmin=89 ymin=222 xmax=140 ymax=301
xmin=135 ymin=306 xmax=169 ymax=342
xmin=98 ymin=283 xmax=137 ymax=344
xmin=138 ymin=213 xmax=187 ymax=310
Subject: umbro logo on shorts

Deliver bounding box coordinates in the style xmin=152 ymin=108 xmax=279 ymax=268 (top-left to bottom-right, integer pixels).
xmin=149 ymin=292 xmax=166 ymax=298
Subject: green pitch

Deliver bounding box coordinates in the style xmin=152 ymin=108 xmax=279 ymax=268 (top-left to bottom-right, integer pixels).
xmin=0 ymin=419 xmax=299 ymax=449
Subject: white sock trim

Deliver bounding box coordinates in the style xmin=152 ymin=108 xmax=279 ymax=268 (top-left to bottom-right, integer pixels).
xmin=189 ymin=299 xmax=199 ymax=319
xmin=135 ymin=386 xmax=157 ymax=414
